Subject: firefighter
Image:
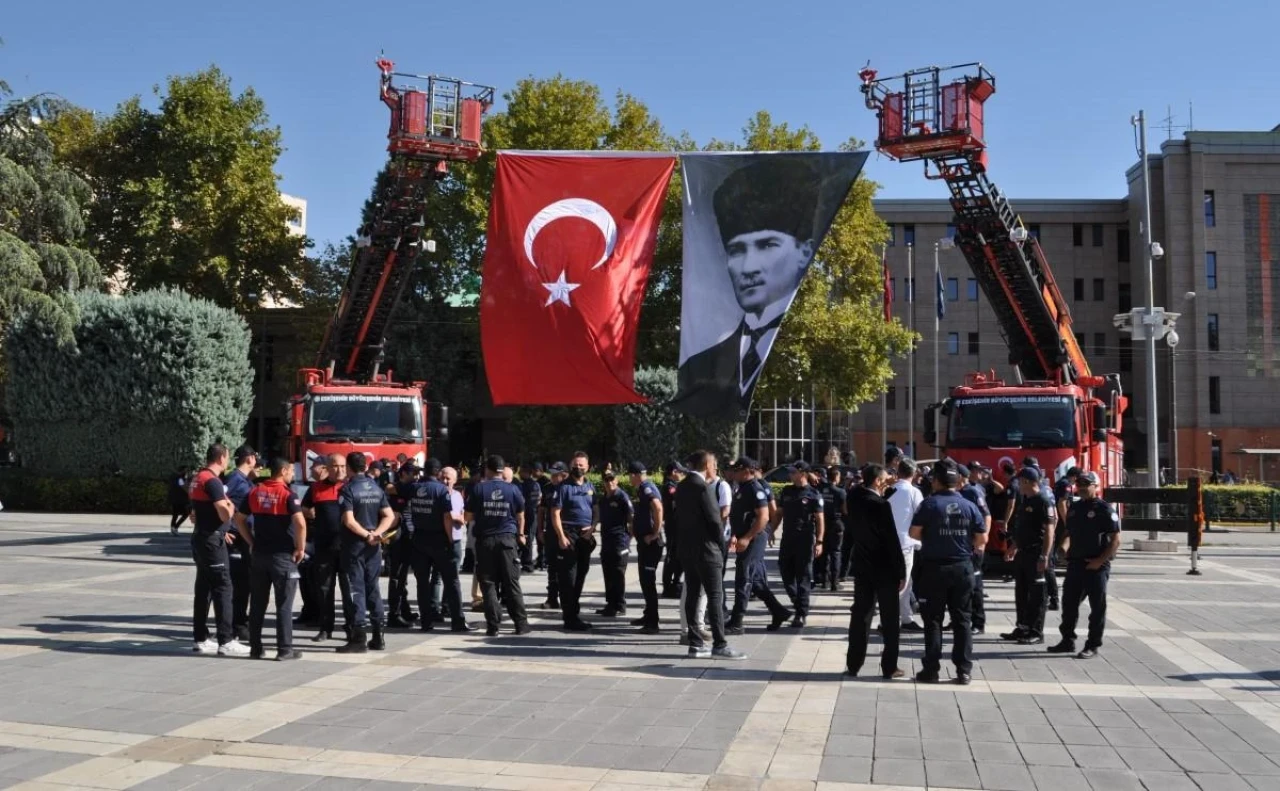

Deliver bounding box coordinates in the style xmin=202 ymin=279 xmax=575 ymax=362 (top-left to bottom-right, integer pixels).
xmin=909 ymin=459 xmax=986 ymax=684
xmin=224 ymin=445 xmax=258 ymax=643
xmin=188 ymin=444 xmax=248 ymax=656
xmin=385 ymin=463 xmax=420 ymax=628
xmin=291 ymin=459 xmax=327 ymax=628
xmin=1049 ymin=467 xmax=1082 ymax=611
xmin=1002 ymin=467 xmax=1056 ymax=646
xmin=236 ymin=458 xmax=307 ymax=660
xmin=771 ymin=465 xmax=824 ymax=628
xmin=1048 ymin=471 xmax=1120 ymax=659
xmin=337 ymin=452 xmax=395 ymax=653
xmin=301 ymin=453 xmax=348 ymax=643
xmin=464 ymin=454 xmax=531 ymax=636
xmin=725 ymin=457 xmax=791 ymax=634
xmin=959 ymin=464 xmax=993 ymax=634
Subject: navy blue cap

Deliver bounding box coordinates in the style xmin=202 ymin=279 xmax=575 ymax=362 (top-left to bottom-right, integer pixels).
xmin=627 ymin=461 xmax=647 ymax=475
xmin=1017 ymin=466 xmax=1042 ymax=483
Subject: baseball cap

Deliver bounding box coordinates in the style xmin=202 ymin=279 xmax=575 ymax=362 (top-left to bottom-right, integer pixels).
xmin=1067 ymin=466 xmax=1083 ymax=478
xmin=729 ymin=456 xmax=759 ymax=471
xmin=421 ymin=458 xmax=443 ymax=475
xmin=1078 ymin=470 xmax=1100 ymax=485
xmin=531 ymin=461 xmax=545 ymax=473
xmin=969 ymin=461 xmax=989 ymax=472
xmin=627 ymin=461 xmax=647 ymax=475
xmin=664 ymin=461 xmax=688 ymax=476
xmin=549 ymin=461 xmax=568 ymax=474
xmin=1017 ymin=466 xmax=1042 ymax=483
xmin=956 ymin=464 xmax=971 ymax=478
xmin=234 ymin=445 xmax=256 ymax=463
xmin=1022 ymin=456 xmax=1041 ymax=468
xmin=602 ymin=471 xmax=617 ymax=482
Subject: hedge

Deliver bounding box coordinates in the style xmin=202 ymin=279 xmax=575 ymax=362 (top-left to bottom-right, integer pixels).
xmin=1160 ymin=484 xmax=1277 ymax=523
xmin=5 ymin=288 xmax=253 ymax=477
xmin=0 ymin=470 xmax=168 ymax=514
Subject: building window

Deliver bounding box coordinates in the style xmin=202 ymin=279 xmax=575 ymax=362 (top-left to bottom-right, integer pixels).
xmin=1093 ymin=278 xmax=1105 ymax=302
xmin=887 ymin=224 xmax=896 ymax=247
xmin=968 ymin=332 xmax=979 ymax=355
xmin=945 ymin=224 xmax=956 ymax=240
xmin=1074 ymin=332 xmax=1084 ymax=350
xmin=1073 ymin=278 xmax=1085 ymax=301
xmin=1207 ymin=313 xmax=1219 ymax=351
xmin=1118 ymin=282 xmax=1132 ymax=312
xmin=1092 ymin=223 xmax=1104 ymax=247
xmin=1072 ymin=224 xmax=1083 ymax=247
xmin=1206 ymin=251 xmax=1218 ymax=290
xmin=1209 ymin=376 xmax=1222 ymax=414
xmin=1093 ymin=332 xmax=1106 ymax=357
xmin=947 ymin=332 xmax=960 ymax=355
xmin=966 ymin=278 xmax=979 ymax=301
xmin=1117 ymin=228 xmax=1131 ymax=263
xmin=904 ymin=224 xmax=916 ymax=247
xmin=887 ymin=386 xmax=896 ymax=410
xmin=1205 ymin=190 xmax=1216 ymax=228
xmin=1119 ymin=345 xmax=1133 ymax=372
xmin=1028 ymin=223 xmax=1041 ymax=241
xmin=946 ymin=277 xmax=959 ymax=302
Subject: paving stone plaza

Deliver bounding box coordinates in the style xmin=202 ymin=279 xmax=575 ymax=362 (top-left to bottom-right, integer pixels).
xmin=2 ymin=512 xmax=1280 ymax=790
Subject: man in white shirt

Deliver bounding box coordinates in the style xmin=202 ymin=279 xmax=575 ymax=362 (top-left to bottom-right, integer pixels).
xmin=887 ymin=458 xmax=924 ymax=631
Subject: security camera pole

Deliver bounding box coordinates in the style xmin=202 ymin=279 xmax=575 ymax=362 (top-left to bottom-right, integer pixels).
xmin=1136 ymin=110 xmax=1161 ymax=531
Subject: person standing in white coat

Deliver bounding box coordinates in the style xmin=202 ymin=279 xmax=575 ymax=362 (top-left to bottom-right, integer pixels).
xmin=887 ymin=458 xmax=924 ymax=632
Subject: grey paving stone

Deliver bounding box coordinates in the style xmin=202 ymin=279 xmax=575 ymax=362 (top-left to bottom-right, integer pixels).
xmin=1067 ymin=744 xmax=1128 ymax=769
xmin=1018 ymin=741 xmax=1075 ymax=766
xmin=1010 ymin=724 xmax=1061 ymax=744
xmin=875 ymin=716 xmax=920 ymax=737
xmin=1116 ymin=746 xmax=1181 ymax=773
xmin=873 ymin=736 xmax=922 ymax=759
xmin=979 ymin=741 xmax=1026 ymax=764
xmin=925 ymin=759 xmax=980 ymax=788
xmin=1080 ymin=768 xmax=1145 ymax=790
xmin=1170 ymin=747 xmax=1235 ymax=774
xmin=1054 ymin=724 xmax=1110 ymax=745
xmin=921 ymin=719 xmax=967 ymax=740
xmin=664 ymin=748 xmax=724 ymax=774
xmin=922 ymin=738 xmax=972 ymax=761
xmin=1029 ymin=764 xmax=1092 ymax=791
xmin=1224 ymin=753 xmax=1280 ymax=776
xmin=830 ymin=715 xmax=876 ymax=736
xmin=1099 ymin=726 xmax=1157 ymax=748
xmin=1189 ymin=772 xmax=1258 ymax=791
xmin=824 ymin=734 xmax=874 ymax=757
xmin=0 ymin=750 xmax=88 ymax=781
xmin=638 ymin=725 xmax=691 ymax=748
xmin=518 ymin=739 xmax=581 ymax=765
xmin=613 ymin=745 xmax=680 ymax=771
xmin=1244 ymin=776 xmax=1280 ymax=791
xmin=680 ymin=727 xmax=738 ymax=752
xmin=1002 ymin=706 xmax=1051 ymax=727
xmin=870 ymin=757 xmax=925 ymax=786
xmin=818 ymin=755 xmax=872 ymax=783
xmin=975 ymin=761 xmax=1037 ymax=791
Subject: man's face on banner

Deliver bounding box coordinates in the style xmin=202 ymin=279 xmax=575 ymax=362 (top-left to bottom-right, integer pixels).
xmin=724 ymin=230 xmax=814 ymax=315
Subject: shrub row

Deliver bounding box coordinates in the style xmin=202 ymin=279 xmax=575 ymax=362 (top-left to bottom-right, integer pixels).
xmin=0 ymin=471 xmax=169 ymax=514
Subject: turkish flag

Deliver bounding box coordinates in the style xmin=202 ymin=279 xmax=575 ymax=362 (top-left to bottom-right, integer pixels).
xmin=480 ymin=153 xmax=676 ymax=405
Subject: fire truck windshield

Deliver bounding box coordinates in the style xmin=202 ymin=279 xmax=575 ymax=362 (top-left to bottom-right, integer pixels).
xmin=947 ymin=395 xmax=1077 ymax=449
xmin=307 ymin=394 xmax=422 ymax=442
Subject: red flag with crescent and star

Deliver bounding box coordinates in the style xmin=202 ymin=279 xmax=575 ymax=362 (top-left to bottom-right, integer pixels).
xmin=480 ymin=152 xmax=676 ymax=405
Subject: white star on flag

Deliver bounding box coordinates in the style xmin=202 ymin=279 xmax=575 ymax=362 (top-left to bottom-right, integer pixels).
xmin=542 ymin=271 xmax=581 ymax=307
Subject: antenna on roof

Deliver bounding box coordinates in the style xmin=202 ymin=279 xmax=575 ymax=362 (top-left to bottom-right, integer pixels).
xmin=1157 ymin=104 xmax=1191 ymax=142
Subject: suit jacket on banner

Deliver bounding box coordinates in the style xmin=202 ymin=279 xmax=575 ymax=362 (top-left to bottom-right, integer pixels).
xmin=480 ymin=152 xmax=676 ymax=405
xmin=673 ymin=152 xmax=868 ymax=419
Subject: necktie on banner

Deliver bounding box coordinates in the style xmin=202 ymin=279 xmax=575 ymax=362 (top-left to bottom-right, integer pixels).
xmin=672 ymin=151 xmax=869 ymax=420
xmin=479 ymin=152 xmax=676 ymax=405
xmin=936 ymin=268 xmax=946 ymax=320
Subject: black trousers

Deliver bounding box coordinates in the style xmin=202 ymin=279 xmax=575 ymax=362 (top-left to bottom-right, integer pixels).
xmin=520 ymin=512 xmax=538 ymax=569
xmin=544 ymin=537 xmax=560 ymax=599
xmin=663 ymin=534 xmax=683 ymax=591
xmin=1059 ymin=561 xmax=1109 ymax=649
xmin=970 ymin=551 xmax=986 ymax=630
xmin=636 ymin=538 xmax=663 ymax=627
xmin=823 ymin=520 xmax=845 ymax=584
xmin=191 ymin=530 xmax=233 ymax=644
xmin=171 ymin=504 xmax=189 ymax=530
xmin=296 ymin=546 xmax=316 ymax=619
xmin=475 ymin=533 xmax=528 ymax=630
xmin=556 ymin=530 xmax=596 ymax=623
xmin=917 ymin=559 xmax=974 ymax=675
xmin=229 ymin=545 xmax=251 ymax=631
xmin=600 ymin=540 xmax=630 ymax=611
xmin=847 ymin=576 xmax=900 ymax=676
xmin=778 ymin=533 xmax=814 ymax=617
xmin=309 ymin=539 xmax=350 ymax=634
xmin=682 ymin=551 xmax=727 ymax=649
xmin=249 ymin=551 xmax=298 ymax=653
xmin=412 ymin=538 xmax=465 ymax=624
xmin=342 ymin=542 xmax=384 ymax=629
xmin=1045 ymin=544 xmax=1061 ymax=604
xmin=385 ymin=535 xmax=415 ymax=620
xmin=1013 ymin=550 xmax=1047 ymax=636
xmin=730 ymin=549 xmax=787 ymax=621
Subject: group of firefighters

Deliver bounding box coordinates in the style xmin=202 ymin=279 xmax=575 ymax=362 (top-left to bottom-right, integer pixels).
xmin=183 ymin=442 xmax=1121 ymax=681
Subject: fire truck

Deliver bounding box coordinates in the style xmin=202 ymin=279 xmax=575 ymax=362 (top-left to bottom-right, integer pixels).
xmin=859 ymin=63 xmax=1127 ymax=565
xmin=286 ymin=58 xmax=493 ymax=475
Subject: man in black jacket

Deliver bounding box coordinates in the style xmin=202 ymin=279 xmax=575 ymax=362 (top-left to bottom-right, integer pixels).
xmin=676 ymin=450 xmax=746 ymax=660
xmin=845 ymin=464 xmax=907 ymax=679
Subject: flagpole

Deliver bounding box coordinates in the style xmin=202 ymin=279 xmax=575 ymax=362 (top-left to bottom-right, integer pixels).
xmin=907 ymin=243 xmax=915 ymax=459
xmin=880 ymin=243 xmax=889 ymax=459
xmin=934 ymin=241 xmax=941 ymax=408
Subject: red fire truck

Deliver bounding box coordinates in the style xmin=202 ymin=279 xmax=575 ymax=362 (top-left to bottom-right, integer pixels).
xmin=286 ymin=59 xmax=493 ymax=475
xmin=859 ymin=63 xmax=1127 ymax=566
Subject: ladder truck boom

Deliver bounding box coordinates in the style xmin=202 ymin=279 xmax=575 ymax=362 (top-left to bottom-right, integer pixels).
xmin=287 ymin=59 xmax=493 ymax=475
xmin=858 ymin=62 xmax=1127 ymax=570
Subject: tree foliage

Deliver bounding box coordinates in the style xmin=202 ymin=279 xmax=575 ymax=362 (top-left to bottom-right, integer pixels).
xmin=5 ymin=289 xmax=253 ymax=476
xmin=614 ymin=367 xmax=682 ymax=469
xmin=55 ymin=66 xmax=304 ymax=312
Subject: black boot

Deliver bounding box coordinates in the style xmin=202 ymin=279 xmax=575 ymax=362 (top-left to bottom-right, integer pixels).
xmin=310 ymin=630 xmax=331 ymax=643
xmin=336 ymin=627 xmax=368 ymax=654
xmin=368 ymin=624 xmax=386 ymax=651
xmin=386 ymin=614 xmax=411 ymax=629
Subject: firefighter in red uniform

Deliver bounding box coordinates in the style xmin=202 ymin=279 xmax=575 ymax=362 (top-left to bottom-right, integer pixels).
xmin=236 ymin=458 xmax=307 ymax=660
xmin=301 ymin=453 xmax=349 ymax=643
xmin=188 ymin=444 xmax=249 ymax=656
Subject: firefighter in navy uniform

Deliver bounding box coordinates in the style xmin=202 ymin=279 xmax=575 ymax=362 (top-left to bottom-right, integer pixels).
xmin=519 ymin=463 xmax=543 ymax=574
xmin=337 ymin=452 xmax=396 ymax=653
xmin=224 ymin=445 xmax=258 ymax=643
xmin=817 ymin=467 xmax=847 ymax=592
xmin=385 ymin=463 xmax=420 ymax=628
xmin=660 ymin=462 xmax=686 ymax=598
xmin=236 ymin=458 xmax=307 ymax=660
xmin=771 ymin=465 xmax=825 ymax=628
xmin=595 ymin=471 xmax=634 ymax=617
xmin=1048 ymin=471 xmax=1120 ymax=659
xmin=533 ymin=464 xmax=552 ymax=571
xmin=464 ymin=454 xmax=532 ymax=636
xmin=539 ymin=462 xmax=568 ymax=609
xmin=627 ymin=462 xmax=665 ymax=633
xmin=188 ymin=444 xmax=249 ymax=656
xmin=1048 ymin=467 xmax=1081 ymax=611
xmin=1001 ymin=466 xmax=1056 ymax=645
xmin=909 ymin=460 xmax=987 ymax=684
xmin=958 ymin=465 xmax=993 ymax=634
xmin=726 ymin=457 xmax=791 ymax=634
xmin=405 ymin=460 xmax=473 ymax=632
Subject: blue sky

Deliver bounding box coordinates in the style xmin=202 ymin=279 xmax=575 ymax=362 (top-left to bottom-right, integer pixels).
xmin=3 ymin=0 xmax=1273 ymax=247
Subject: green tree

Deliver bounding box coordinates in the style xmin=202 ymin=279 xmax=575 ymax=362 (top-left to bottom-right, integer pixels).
xmin=0 ymin=90 xmax=102 ymax=348
xmin=615 ymin=367 xmax=682 ymax=468
xmin=58 ymin=66 xmax=304 ymax=312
